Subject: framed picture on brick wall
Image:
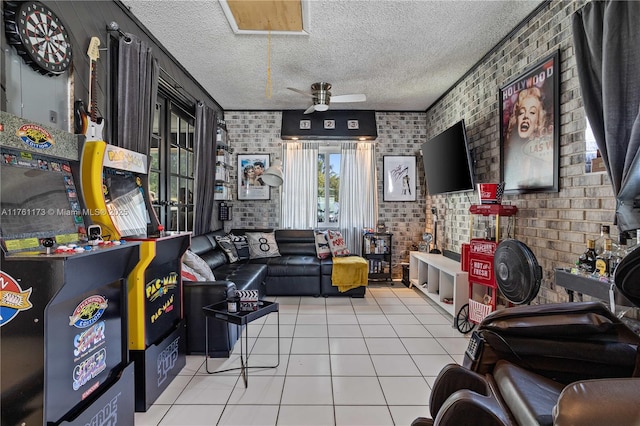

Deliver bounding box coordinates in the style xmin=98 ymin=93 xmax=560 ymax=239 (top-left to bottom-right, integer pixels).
xmin=500 ymin=50 xmax=560 ymax=194
xmin=383 ymin=155 xmax=416 ymax=201
xmin=238 ymin=154 xmax=270 ymax=200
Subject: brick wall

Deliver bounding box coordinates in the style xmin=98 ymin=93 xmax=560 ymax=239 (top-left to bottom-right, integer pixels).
xmin=424 ymin=0 xmax=620 ymax=305
xmin=225 ymin=1 xmax=631 ymax=310
xmin=226 ymin=111 xmax=427 ymax=276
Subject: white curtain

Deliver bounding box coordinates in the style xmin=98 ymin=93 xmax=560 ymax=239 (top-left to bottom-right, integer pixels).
xmin=339 ymin=142 xmax=378 ymax=255
xmin=281 ymin=142 xmax=318 ymax=228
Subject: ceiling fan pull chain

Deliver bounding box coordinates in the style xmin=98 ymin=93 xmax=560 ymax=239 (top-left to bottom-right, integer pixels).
xmin=265 ymin=27 xmax=273 ymax=99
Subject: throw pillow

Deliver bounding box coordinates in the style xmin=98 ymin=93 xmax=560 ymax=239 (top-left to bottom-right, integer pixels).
xmin=183 ymin=250 xmax=216 ymax=281
xmin=314 ymin=230 xmax=331 ymax=259
xmin=229 ymin=234 xmax=250 ymax=260
xmin=214 ymin=234 xmax=239 ymax=263
xmin=246 ymin=232 xmax=281 ymax=259
xmin=327 ymin=230 xmax=351 ymax=257
xmin=181 ymin=262 xmax=207 ymax=282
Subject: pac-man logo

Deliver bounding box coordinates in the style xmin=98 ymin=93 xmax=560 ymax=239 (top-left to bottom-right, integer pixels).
xmin=16 ymin=124 xmax=55 ymax=149
xmin=0 ymin=271 xmax=33 ymax=327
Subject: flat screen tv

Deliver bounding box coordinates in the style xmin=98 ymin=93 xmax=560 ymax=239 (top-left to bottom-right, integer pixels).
xmin=421 ymin=120 xmax=475 ymax=195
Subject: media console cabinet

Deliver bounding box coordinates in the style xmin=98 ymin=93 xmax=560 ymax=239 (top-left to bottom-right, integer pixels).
xmin=409 ymin=251 xmax=469 ymax=324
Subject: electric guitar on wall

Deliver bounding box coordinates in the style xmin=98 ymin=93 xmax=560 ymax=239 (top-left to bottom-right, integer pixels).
xmin=74 ymin=37 xmax=104 ymax=141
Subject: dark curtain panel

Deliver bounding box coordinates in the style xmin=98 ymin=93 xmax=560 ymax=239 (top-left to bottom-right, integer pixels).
xmin=193 ymin=103 xmax=217 ymax=235
xmin=116 ymin=34 xmax=159 ymax=155
xmin=573 ymin=1 xmax=640 ymax=232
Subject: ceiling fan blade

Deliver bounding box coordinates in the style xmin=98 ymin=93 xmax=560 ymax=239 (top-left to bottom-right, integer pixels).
xmin=304 ymin=105 xmax=316 ymax=114
xmin=287 ymin=87 xmax=315 ymax=98
xmin=331 ymin=94 xmax=366 ymax=103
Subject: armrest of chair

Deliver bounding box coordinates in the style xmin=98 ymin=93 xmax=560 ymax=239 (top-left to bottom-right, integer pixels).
xmin=433 ymin=388 xmax=513 ymax=426
xmin=553 ymin=378 xmax=640 ymax=426
xmin=430 ymin=364 xmax=491 ymax=417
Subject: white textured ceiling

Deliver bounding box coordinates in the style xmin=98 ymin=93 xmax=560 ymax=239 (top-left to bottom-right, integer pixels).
xmin=121 ymin=0 xmax=544 ymax=111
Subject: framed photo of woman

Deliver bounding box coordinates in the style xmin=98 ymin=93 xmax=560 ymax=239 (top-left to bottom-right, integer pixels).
xmin=238 ymin=154 xmax=270 ymax=200
xmin=500 ymin=50 xmax=560 ymax=194
xmin=383 ymin=156 xmax=417 ymax=201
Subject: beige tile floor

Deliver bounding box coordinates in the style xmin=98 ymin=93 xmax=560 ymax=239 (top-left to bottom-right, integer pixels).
xmin=134 ymin=283 xmax=470 ymax=426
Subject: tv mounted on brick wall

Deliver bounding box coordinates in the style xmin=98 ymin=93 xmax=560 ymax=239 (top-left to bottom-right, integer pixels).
xmin=421 ymin=119 xmax=475 ymax=195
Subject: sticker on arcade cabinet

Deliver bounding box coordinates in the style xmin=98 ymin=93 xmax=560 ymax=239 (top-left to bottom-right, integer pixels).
xmin=73 ymin=347 xmax=107 ymax=391
xmin=50 ymin=161 xmax=62 ymax=172
xmin=145 ymin=272 xmax=178 ymax=303
xmin=0 ymin=271 xmax=33 ymax=327
xmin=158 ymin=336 xmax=180 ymax=387
xmin=150 ymin=294 xmax=175 ymax=324
xmin=73 ymin=320 xmax=106 ymax=362
xmin=2 ymin=152 xmax=17 ymax=164
xmin=16 ymin=124 xmax=55 ymax=149
xmin=69 ymin=295 xmax=108 ymax=328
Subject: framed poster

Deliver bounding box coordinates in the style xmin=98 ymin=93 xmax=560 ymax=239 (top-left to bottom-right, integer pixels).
xmin=238 ymin=154 xmax=270 ymax=200
xmin=383 ymin=156 xmax=416 ymax=201
xmin=500 ymin=50 xmax=560 ymax=193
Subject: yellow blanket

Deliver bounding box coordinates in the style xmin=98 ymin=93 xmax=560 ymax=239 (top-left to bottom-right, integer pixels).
xmin=332 ymin=256 xmax=369 ymax=292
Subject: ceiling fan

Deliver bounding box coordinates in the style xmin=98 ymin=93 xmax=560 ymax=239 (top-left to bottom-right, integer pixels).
xmin=287 ymin=82 xmax=366 ymax=114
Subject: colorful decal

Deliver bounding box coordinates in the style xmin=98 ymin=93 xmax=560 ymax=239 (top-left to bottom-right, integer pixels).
xmin=73 ymin=320 xmax=106 ymax=361
xmin=69 ymin=295 xmax=108 ymax=328
xmin=72 ymin=347 xmax=107 ymax=390
xmin=0 ymin=271 xmax=33 ymax=327
xmin=86 ymin=393 xmax=120 ymax=424
xmin=104 ymin=145 xmax=147 ymax=174
xmin=157 ymin=336 xmax=180 ymax=386
xmin=145 ymin=272 xmax=178 ymax=302
xmin=150 ymin=294 xmax=175 ymax=324
xmin=16 ymin=124 xmax=55 ymax=149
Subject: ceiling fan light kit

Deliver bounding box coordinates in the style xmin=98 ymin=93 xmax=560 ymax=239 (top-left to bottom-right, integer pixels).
xmin=288 ymin=81 xmax=366 ymax=114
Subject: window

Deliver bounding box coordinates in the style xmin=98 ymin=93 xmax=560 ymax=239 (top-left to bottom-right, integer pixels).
xmin=318 ymin=146 xmax=340 ymax=227
xmin=149 ymin=92 xmax=195 ymax=232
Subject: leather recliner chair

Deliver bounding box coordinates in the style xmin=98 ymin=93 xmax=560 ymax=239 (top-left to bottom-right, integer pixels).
xmin=412 ymin=301 xmax=640 ymax=426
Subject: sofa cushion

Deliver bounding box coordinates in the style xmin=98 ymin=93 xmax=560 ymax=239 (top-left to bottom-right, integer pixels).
xmin=246 ymin=231 xmax=281 ymax=259
xmin=327 ymin=230 xmax=350 ymax=257
xmin=230 ymin=234 xmax=250 ymax=260
xmin=214 ymin=234 xmax=239 ymax=263
xmin=266 ymin=255 xmax=321 ymax=276
xmin=214 ymin=262 xmax=268 ymax=295
xmin=183 ymin=250 xmax=215 ymax=281
xmin=314 ymin=230 xmax=331 ymax=259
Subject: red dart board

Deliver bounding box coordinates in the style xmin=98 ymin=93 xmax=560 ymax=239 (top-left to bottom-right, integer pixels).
xmin=4 ymin=1 xmax=73 ymax=76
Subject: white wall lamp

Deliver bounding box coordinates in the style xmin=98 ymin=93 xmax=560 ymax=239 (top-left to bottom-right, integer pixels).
xmin=262 ymin=159 xmax=284 ymax=187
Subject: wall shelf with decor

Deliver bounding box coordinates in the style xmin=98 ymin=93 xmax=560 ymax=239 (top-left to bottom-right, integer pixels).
xmin=214 ymin=124 xmax=232 ymax=201
xmin=363 ymin=232 xmax=392 ymax=282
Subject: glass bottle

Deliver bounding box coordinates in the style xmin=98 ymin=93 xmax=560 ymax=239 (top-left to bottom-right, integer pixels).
xmin=595 ymin=238 xmax=613 ymax=278
xmin=577 ymin=239 xmax=597 ymax=275
xmin=595 ymin=225 xmax=611 ymax=255
xmin=610 ymin=234 xmax=627 ymax=278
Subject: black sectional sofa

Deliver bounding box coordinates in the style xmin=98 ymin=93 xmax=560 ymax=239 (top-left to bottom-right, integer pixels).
xmin=183 ymin=228 xmax=366 ymax=356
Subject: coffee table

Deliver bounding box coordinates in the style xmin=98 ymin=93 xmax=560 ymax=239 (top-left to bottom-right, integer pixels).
xmin=202 ymin=300 xmax=279 ymax=387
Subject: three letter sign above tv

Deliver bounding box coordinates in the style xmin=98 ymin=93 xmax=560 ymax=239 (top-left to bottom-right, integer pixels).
xmin=500 ymin=51 xmax=560 ymax=194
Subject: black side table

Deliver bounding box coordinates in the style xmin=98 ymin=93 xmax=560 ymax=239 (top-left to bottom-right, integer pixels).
xmin=202 ymin=300 xmax=279 ymax=387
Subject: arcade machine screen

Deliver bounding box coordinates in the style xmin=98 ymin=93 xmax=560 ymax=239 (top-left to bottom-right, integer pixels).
xmin=0 ymin=149 xmax=127 ymax=423
xmin=102 ymin=168 xmax=149 ymax=238
xmin=0 ymin=149 xmax=83 ymax=251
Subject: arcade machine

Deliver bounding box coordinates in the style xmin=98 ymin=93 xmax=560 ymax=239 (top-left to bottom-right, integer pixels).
xmin=0 ymin=111 xmax=138 ymax=425
xmin=80 ymin=140 xmax=190 ymax=411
